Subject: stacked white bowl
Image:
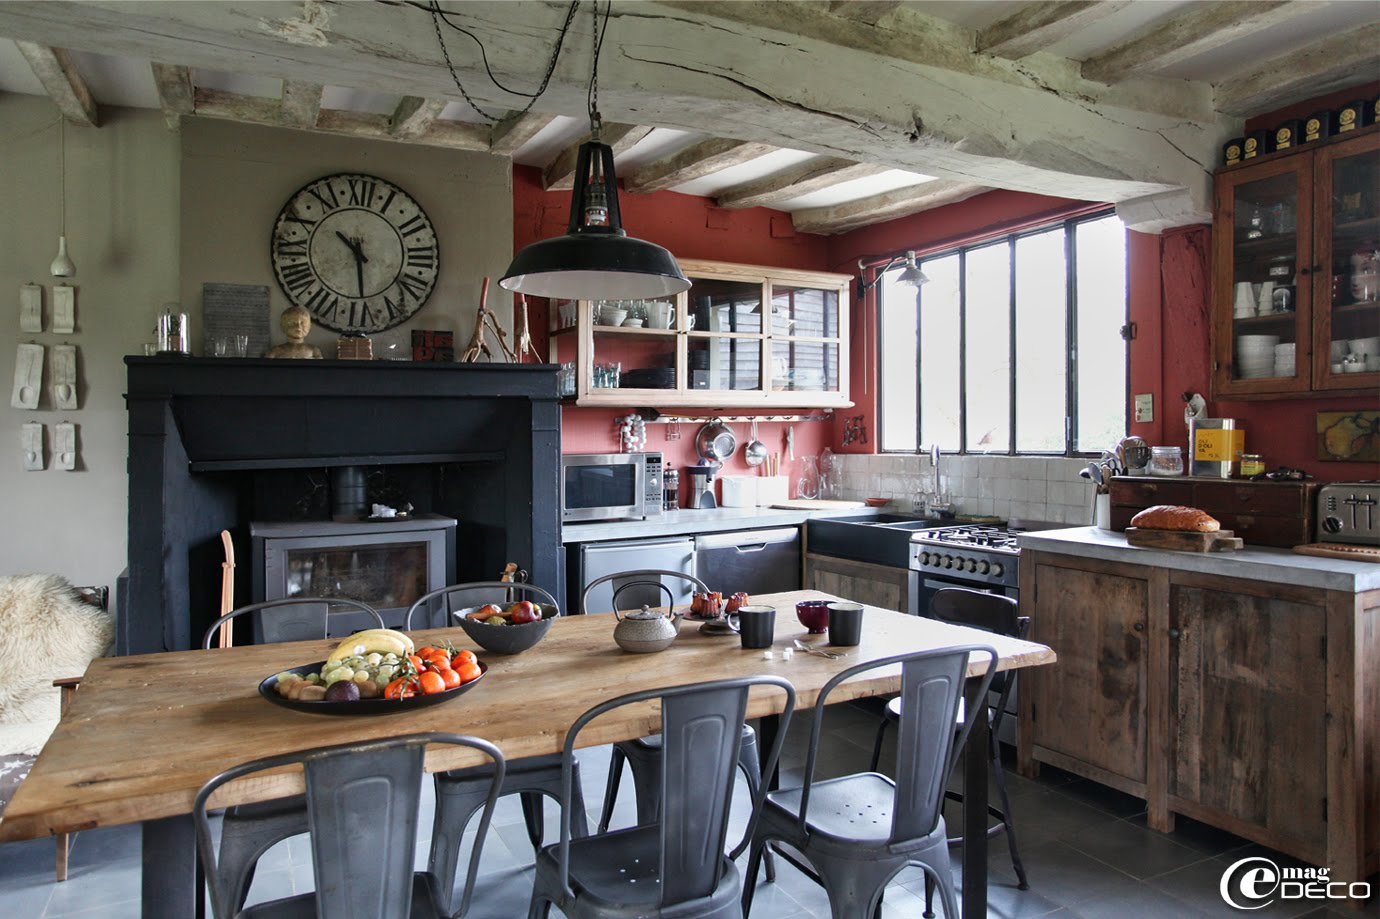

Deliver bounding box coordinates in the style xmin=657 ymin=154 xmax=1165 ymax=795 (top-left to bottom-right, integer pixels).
xmin=1273 ymin=342 xmax=1295 ymax=377
xmin=1235 ymin=334 xmax=1280 ymax=379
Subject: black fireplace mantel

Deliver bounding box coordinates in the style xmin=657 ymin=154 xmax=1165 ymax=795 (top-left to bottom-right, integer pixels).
xmin=124 ymin=357 xmax=562 ymax=654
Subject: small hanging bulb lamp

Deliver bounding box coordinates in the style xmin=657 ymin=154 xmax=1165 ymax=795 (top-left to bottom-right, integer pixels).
xmin=896 ymin=250 xmax=928 ymax=287
xmin=50 ymin=117 xmax=75 ymax=278
xmin=499 ymin=129 xmax=688 ymax=301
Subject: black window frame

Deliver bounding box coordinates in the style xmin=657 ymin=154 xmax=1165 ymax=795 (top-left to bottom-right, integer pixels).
xmin=876 ymin=207 xmax=1128 ymax=457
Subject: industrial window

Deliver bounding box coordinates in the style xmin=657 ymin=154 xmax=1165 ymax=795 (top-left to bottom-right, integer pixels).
xmin=878 ymin=211 xmax=1128 ymax=455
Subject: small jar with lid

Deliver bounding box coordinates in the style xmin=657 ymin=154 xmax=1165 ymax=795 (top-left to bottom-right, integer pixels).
xmin=1148 ymin=446 xmax=1184 ymax=477
xmin=1239 ymin=454 xmax=1265 ymax=477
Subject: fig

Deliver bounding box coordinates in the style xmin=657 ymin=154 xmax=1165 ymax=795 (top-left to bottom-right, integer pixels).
xmin=325 ymin=680 xmax=361 ymax=703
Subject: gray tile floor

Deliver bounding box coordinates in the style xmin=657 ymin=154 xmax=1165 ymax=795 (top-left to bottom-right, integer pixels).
xmin=1 ymin=699 xmax=1373 ymax=918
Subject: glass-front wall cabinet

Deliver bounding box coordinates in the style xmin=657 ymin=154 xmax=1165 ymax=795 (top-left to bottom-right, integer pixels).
xmin=549 ymin=259 xmax=851 ymax=407
xmin=1213 ymin=128 xmax=1379 ymax=397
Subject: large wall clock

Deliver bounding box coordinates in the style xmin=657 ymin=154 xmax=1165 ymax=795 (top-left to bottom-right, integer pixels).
xmin=270 ymin=173 xmax=439 ymax=334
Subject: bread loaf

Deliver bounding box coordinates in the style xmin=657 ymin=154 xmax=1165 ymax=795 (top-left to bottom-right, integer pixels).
xmin=1129 ymin=505 xmax=1220 ymax=533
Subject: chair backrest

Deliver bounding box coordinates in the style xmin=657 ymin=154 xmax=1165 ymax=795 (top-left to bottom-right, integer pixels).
xmin=404 ymin=581 xmax=561 ymax=630
xmin=799 ymin=644 xmax=997 ymax=845
xmin=194 ymin=732 xmax=504 ymax=919
xmin=553 ymin=675 xmax=795 ymax=906
xmin=579 ymin=569 xmax=709 ymax=617
xmin=200 ymin=597 xmax=385 ymax=650
xmin=928 ymin=588 xmax=1027 ymax=699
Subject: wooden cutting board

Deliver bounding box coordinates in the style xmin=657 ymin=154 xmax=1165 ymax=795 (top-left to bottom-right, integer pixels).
xmin=1125 ymin=527 xmax=1243 ymax=552
xmin=771 ymin=499 xmax=868 ymax=510
xmin=1293 ymin=543 xmax=1380 ymax=563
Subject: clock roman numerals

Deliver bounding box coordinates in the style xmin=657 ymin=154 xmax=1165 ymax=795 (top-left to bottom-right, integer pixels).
xmin=284 ymin=212 xmax=317 ymax=229
xmin=396 ymin=273 xmax=427 ymax=303
xmin=383 ymin=294 xmax=404 ymax=323
xmin=347 ymin=178 xmax=376 ymax=207
xmin=305 ymin=286 xmax=338 ymax=316
xmin=275 ymin=237 xmax=307 ymax=258
xmin=406 ymin=245 xmax=436 ymax=268
xmin=307 ymin=182 xmax=340 ymax=211
xmin=397 ymin=214 xmax=429 ymax=238
xmin=280 ymin=261 xmax=315 ymax=295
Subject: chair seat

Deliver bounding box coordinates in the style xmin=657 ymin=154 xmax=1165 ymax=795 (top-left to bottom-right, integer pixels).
xmin=885 ymin=695 xmax=966 ymax=725
xmin=225 ymin=794 xmax=307 ymax=821
xmin=625 ymin=721 xmax=754 ymax=752
xmin=765 ymin=773 xmax=902 ymax=845
xmin=534 ymin=825 xmax=739 ymax=910
xmin=438 ymin=751 xmax=563 ymax=782
xmin=238 ymin=871 xmax=448 ymax=918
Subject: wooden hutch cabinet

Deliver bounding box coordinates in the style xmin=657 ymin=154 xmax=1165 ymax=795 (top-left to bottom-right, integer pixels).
xmin=1212 ymin=126 xmax=1379 ymax=398
xmin=549 ymin=259 xmax=852 ymax=408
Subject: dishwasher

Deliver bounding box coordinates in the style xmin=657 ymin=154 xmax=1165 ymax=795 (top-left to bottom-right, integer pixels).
xmin=694 ymin=527 xmax=801 ymax=596
xmin=574 ymin=536 xmax=696 ymax=614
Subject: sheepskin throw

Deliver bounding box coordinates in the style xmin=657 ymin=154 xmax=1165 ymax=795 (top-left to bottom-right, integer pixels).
xmin=0 ymin=574 xmax=113 ymax=755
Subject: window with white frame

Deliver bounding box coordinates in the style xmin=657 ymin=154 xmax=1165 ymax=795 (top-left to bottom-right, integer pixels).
xmin=878 ymin=211 xmax=1128 ymax=455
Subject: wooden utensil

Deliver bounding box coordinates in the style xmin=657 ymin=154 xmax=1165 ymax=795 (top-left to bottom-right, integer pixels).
xmin=1125 ymin=527 xmax=1243 ymax=552
xmin=216 ymin=530 xmax=236 ymax=649
xmin=1292 ymin=543 xmax=1380 ymax=563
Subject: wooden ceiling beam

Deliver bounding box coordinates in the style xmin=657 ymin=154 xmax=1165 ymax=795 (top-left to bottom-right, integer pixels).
xmin=1214 ymin=23 xmax=1380 ymax=117
xmin=279 ymin=80 xmax=323 ymax=129
xmin=791 ymin=180 xmax=989 ymax=234
xmin=826 ymin=1 xmax=901 ymax=26
xmin=543 ymin=124 xmax=654 ymax=191
xmin=624 ymin=138 xmax=776 ymax=194
xmin=390 ymin=96 xmax=447 ymax=138
xmin=715 ymin=158 xmax=890 ymax=210
xmin=1083 ymin=1 xmax=1310 ymax=85
xmin=150 ymin=62 xmax=192 ymax=131
xmin=14 ymin=42 xmax=98 ymax=126
xmin=977 ymin=1 xmax=1130 ymax=60
xmin=490 ymin=111 xmax=558 ymax=156
xmin=193 ymin=88 xmax=489 ymax=151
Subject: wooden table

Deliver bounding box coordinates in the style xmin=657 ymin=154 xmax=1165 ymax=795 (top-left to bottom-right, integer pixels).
xmin=0 ymin=590 xmax=1054 ymax=919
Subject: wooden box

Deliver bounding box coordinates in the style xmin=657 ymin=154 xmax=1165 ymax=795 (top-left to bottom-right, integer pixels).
xmin=1109 ymin=475 xmax=1319 ymax=547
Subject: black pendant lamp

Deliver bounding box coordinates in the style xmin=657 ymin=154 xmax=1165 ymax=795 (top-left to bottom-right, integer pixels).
xmin=500 ymin=137 xmax=689 ymax=301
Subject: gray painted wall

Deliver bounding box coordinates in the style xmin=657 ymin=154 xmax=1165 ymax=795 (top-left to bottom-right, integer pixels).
xmin=0 ymin=98 xmax=514 ymax=597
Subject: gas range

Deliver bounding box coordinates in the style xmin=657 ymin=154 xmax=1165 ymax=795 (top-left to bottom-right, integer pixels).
xmin=907 ymin=521 xmax=1058 ymax=590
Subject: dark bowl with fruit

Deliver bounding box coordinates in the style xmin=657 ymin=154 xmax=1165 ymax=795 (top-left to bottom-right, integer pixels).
xmin=452 ymin=600 xmax=559 ymax=655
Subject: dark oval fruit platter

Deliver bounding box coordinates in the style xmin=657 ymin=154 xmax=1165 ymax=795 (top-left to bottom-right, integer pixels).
xmin=259 ymin=660 xmax=487 ymax=715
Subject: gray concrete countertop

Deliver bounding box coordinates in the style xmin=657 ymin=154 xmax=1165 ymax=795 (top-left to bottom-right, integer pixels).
xmin=562 ymin=505 xmax=888 ymax=544
xmin=1019 ymin=526 xmax=1380 ymax=593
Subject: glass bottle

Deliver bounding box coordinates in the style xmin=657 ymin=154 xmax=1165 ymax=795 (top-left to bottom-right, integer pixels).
xmin=1148 ymin=446 xmax=1184 ymax=477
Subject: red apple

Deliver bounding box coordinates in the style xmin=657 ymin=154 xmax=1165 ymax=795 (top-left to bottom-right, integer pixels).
xmin=507 ymin=600 xmax=541 ymax=624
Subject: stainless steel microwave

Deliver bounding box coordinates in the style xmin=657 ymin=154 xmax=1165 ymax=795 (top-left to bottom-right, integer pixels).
xmin=561 ymin=452 xmax=665 ymax=523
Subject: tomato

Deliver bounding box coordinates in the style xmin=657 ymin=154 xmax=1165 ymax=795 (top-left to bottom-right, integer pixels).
xmin=438 ymin=667 xmax=461 ymax=690
xmin=456 ymin=661 xmax=482 ymax=684
xmin=384 ymin=677 xmax=416 ymax=700
xmin=451 ymin=649 xmax=477 ymax=669
xmin=418 ymin=670 xmax=446 ymax=695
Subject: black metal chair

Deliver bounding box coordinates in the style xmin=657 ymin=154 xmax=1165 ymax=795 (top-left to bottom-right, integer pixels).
xmin=528 ymin=675 xmax=796 ymax=919
xmin=404 ymin=582 xmax=589 ymax=909
xmin=868 ymin=587 xmax=1030 ymax=906
xmin=581 ymin=569 xmax=779 ymax=881
xmin=194 ymin=731 xmax=505 ymax=919
xmin=198 ymin=597 xmax=385 ymax=916
xmin=742 ymin=644 xmax=999 ymax=919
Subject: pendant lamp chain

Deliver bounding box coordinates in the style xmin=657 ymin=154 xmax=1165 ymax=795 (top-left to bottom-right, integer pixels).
xmin=59 ymin=117 xmax=65 ymax=237
xmin=586 ymin=0 xmax=611 ymax=140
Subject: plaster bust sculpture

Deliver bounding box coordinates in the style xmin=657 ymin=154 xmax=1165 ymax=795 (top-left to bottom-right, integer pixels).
xmin=265 ymin=305 xmax=324 ymax=359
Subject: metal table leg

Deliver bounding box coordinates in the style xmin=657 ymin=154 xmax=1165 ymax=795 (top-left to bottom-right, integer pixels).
xmin=756 ymin=713 xmax=781 ymax=791
xmin=961 ymin=676 xmax=990 ymax=919
xmin=142 ymin=815 xmax=202 ymax=919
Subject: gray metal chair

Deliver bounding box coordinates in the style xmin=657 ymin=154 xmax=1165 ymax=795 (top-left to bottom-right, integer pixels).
xmin=868 ymin=587 xmax=1031 ymax=908
xmin=581 ymin=570 xmax=777 ymax=880
xmin=405 ymin=582 xmax=589 ymax=908
xmin=742 ymin=644 xmax=999 ymax=919
xmin=198 ymin=597 xmax=385 ymax=916
xmin=194 ymin=731 xmax=505 ymax=919
xmin=528 ymin=675 xmax=796 ymax=919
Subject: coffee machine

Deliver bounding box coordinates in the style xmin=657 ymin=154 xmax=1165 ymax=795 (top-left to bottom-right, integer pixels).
xmin=686 ymin=464 xmax=718 ymax=509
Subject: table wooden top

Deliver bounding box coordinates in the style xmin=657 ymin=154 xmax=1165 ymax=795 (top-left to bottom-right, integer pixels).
xmin=0 ymin=590 xmax=1054 ymax=842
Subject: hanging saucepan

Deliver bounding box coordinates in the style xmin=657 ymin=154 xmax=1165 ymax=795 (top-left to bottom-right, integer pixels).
xmin=695 ymin=418 xmax=737 ymax=465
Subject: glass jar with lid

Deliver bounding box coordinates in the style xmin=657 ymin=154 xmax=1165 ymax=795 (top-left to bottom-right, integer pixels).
xmin=1148 ymin=446 xmax=1184 ymax=477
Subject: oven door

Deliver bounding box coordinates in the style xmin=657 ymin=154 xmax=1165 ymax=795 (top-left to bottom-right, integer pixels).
xmin=562 ymin=454 xmax=646 ymax=522
xmin=907 ymin=571 xmax=1017 ymax=617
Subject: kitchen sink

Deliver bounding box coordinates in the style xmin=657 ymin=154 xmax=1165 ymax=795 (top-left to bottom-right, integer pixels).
xmin=807 ymin=514 xmax=938 ymax=568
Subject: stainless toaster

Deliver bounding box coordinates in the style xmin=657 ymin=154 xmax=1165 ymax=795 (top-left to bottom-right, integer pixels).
xmin=1317 ymin=482 xmax=1380 ymax=545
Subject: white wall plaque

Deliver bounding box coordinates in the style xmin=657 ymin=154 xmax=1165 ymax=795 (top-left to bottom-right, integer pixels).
xmin=21 ymin=422 xmax=43 ymax=471
xmin=53 ymin=422 xmax=76 ymax=471
xmin=19 ymin=284 xmax=42 ymax=333
xmin=52 ymin=343 xmax=77 ymax=410
xmin=52 ymin=285 xmax=75 ymax=333
xmin=10 ymin=343 xmax=43 ymax=410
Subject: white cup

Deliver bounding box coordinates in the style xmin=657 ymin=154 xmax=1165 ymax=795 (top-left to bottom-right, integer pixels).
xmin=647 ymin=301 xmax=675 ymax=329
xmin=1257 ymin=282 xmax=1275 ymax=314
xmin=1233 ymin=282 xmax=1256 ymax=315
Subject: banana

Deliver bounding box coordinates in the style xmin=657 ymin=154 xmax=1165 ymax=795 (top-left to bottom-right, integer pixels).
xmin=326 ymin=628 xmax=415 ymax=664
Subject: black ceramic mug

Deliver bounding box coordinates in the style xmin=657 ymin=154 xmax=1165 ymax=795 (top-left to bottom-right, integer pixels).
xmin=737 ymin=605 xmax=776 ymax=650
xmin=826 ymin=602 xmax=864 ymax=647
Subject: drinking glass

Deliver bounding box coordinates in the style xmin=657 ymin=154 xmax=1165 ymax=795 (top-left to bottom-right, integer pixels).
xmin=233 ymin=334 xmax=249 ymax=357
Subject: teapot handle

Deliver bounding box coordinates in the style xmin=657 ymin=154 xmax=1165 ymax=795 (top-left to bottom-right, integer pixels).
xmin=611 ymin=580 xmax=677 ymax=620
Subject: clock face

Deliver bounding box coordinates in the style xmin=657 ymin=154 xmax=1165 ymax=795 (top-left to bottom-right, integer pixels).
xmin=270 ymin=173 xmax=439 ymax=333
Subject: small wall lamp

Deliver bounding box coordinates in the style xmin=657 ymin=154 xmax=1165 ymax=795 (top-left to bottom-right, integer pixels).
xmin=856 ymin=250 xmax=927 ymax=299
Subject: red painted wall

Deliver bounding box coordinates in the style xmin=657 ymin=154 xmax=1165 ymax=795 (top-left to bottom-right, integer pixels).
xmin=512 ymin=164 xmax=836 ymax=499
